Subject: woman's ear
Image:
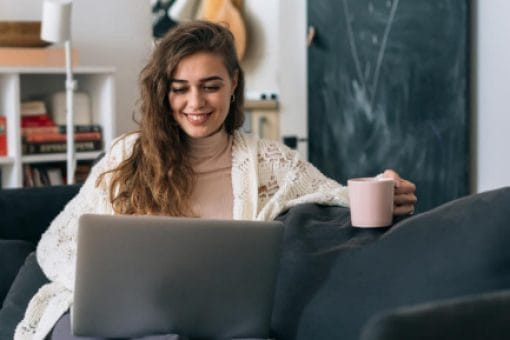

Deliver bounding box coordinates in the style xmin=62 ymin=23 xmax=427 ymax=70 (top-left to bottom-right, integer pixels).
xmin=231 ymin=69 xmax=239 ymax=94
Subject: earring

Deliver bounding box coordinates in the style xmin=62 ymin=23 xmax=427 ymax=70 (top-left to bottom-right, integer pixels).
xmin=231 ymin=94 xmax=236 ymax=103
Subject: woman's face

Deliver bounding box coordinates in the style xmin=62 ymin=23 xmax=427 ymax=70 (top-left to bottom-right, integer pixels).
xmin=168 ymin=52 xmax=237 ymax=139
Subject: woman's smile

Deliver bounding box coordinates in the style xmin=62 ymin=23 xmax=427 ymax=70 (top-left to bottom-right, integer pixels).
xmin=184 ymin=112 xmax=212 ymax=125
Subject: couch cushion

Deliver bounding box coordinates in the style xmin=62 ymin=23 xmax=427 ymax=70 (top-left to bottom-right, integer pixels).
xmin=0 ymin=252 xmax=49 ymax=339
xmin=271 ymin=187 xmax=510 ymax=340
xmin=0 ymin=185 xmax=80 ymax=242
xmin=360 ymin=289 xmax=510 ymax=340
xmin=0 ymin=240 xmax=34 ymax=304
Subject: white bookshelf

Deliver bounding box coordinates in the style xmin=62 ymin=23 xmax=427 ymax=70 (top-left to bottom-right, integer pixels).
xmin=0 ymin=66 xmax=115 ymax=188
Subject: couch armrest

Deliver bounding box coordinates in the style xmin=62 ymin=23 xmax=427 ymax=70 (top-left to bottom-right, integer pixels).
xmin=360 ymin=289 xmax=510 ymax=340
xmin=0 ymin=185 xmax=80 ymax=243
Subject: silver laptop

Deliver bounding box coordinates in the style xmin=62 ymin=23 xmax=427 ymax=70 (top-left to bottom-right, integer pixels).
xmin=72 ymin=213 xmax=284 ymax=339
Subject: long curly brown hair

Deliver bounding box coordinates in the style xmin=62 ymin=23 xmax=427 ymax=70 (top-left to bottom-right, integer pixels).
xmin=97 ymin=21 xmax=245 ymax=216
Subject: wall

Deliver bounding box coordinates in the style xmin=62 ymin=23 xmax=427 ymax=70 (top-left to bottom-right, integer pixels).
xmin=474 ymin=0 xmax=510 ymax=192
xmin=278 ymin=0 xmax=308 ymax=158
xmin=241 ymin=1 xmax=279 ymax=96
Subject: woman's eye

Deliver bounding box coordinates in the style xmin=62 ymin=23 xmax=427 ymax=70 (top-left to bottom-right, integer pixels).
xmin=171 ymin=87 xmax=187 ymax=94
xmin=203 ymin=85 xmax=220 ymax=92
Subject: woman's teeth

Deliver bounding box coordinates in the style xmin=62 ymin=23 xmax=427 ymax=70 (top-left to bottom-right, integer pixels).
xmin=185 ymin=113 xmax=210 ymax=123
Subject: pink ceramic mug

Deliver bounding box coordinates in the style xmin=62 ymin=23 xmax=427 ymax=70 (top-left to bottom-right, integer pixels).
xmin=348 ymin=177 xmax=395 ymax=227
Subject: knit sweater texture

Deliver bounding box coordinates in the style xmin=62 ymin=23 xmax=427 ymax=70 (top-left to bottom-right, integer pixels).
xmin=188 ymin=129 xmax=233 ymax=219
xmin=15 ymin=131 xmax=349 ymax=339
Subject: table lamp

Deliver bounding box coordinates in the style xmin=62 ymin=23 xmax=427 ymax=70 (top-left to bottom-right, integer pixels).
xmin=41 ymin=0 xmax=76 ymax=184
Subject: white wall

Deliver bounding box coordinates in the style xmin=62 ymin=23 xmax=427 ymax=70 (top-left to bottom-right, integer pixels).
xmin=278 ymin=0 xmax=308 ymax=158
xmin=474 ymin=0 xmax=510 ymax=192
xmin=241 ymin=1 xmax=279 ymax=95
xmin=0 ymin=0 xmax=153 ymax=136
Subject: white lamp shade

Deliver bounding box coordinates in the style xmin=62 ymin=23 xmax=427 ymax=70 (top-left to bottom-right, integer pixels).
xmin=41 ymin=0 xmax=73 ymax=43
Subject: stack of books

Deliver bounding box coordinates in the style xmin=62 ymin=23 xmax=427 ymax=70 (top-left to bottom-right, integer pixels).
xmin=21 ymin=100 xmax=103 ymax=155
xmin=23 ymin=163 xmax=64 ymax=187
xmin=23 ymin=162 xmax=93 ymax=187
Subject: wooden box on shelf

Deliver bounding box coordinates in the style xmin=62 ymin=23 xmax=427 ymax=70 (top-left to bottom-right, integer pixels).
xmin=0 ymin=47 xmax=79 ymax=67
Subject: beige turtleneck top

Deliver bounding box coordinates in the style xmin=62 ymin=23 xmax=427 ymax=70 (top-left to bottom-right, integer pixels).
xmin=187 ymin=129 xmax=234 ymax=220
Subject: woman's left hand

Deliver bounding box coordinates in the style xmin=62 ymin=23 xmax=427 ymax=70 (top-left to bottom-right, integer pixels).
xmin=381 ymin=169 xmax=417 ymax=216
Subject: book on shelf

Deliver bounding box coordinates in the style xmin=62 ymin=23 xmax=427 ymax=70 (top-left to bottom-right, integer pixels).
xmin=75 ymin=163 xmax=92 ymax=184
xmin=21 ymin=100 xmax=47 ymax=116
xmin=46 ymin=168 xmax=65 ymax=185
xmin=32 ymin=167 xmax=44 ymax=187
xmin=22 ymin=124 xmax=102 ymax=134
xmin=23 ymin=131 xmax=102 ymax=143
xmin=20 ymin=100 xmax=55 ymax=128
xmin=23 ymin=164 xmax=65 ymax=187
xmin=23 ymin=162 xmax=92 ymax=187
xmin=23 ymin=164 xmax=35 ymax=187
xmin=21 ymin=114 xmax=55 ymax=128
xmin=22 ymin=139 xmax=103 ymax=155
xmin=0 ymin=116 xmax=6 ymax=156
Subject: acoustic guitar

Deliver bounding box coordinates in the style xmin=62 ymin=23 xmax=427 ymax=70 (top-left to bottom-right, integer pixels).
xmin=196 ymin=0 xmax=247 ymax=60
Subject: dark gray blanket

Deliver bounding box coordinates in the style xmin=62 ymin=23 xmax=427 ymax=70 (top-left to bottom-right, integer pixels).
xmin=272 ymin=187 xmax=510 ymax=340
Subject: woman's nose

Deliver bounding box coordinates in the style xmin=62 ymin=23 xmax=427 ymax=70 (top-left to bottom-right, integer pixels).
xmin=187 ymin=88 xmax=205 ymax=109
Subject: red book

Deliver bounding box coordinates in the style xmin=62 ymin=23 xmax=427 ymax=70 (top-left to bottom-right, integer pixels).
xmin=21 ymin=114 xmax=55 ymax=128
xmin=24 ymin=131 xmax=102 ymax=143
xmin=0 ymin=116 xmax=7 ymax=156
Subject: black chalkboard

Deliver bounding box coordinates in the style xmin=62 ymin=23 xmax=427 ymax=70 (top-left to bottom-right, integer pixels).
xmin=308 ymin=0 xmax=470 ymax=212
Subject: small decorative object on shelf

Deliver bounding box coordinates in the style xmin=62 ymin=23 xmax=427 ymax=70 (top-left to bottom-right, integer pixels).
xmin=50 ymin=91 xmax=91 ymax=125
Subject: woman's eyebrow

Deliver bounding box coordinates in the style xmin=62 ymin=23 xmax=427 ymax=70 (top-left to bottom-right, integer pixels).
xmin=200 ymin=76 xmax=224 ymax=82
xmin=170 ymin=76 xmax=224 ymax=83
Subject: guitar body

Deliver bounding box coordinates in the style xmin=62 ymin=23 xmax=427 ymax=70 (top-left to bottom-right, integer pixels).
xmin=197 ymin=0 xmax=247 ymax=60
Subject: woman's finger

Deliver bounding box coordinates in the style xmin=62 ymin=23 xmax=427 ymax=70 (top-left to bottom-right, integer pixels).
xmin=394 ymin=204 xmax=415 ymax=216
xmin=394 ymin=193 xmax=417 ymax=206
xmin=395 ymin=179 xmax=416 ymax=195
xmin=383 ymin=169 xmax=401 ymax=181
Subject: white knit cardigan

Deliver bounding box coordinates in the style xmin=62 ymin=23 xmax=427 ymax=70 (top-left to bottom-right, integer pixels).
xmin=15 ymin=131 xmax=349 ymax=340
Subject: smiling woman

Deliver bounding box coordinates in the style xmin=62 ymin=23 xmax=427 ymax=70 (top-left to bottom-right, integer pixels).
xmin=97 ymin=20 xmax=246 ymax=218
xmin=15 ymin=20 xmax=416 ymax=340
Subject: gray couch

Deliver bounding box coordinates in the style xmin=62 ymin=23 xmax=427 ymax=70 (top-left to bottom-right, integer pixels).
xmin=1 ymin=185 xmax=510 ymax=339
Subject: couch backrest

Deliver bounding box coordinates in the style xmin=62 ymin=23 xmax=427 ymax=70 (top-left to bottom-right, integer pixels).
xmin=0 ymin=185 xmax=80 ymax=243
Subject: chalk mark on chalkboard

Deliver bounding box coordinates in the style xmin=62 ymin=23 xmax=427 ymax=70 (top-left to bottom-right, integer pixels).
xmin=341 ymin=0 xmax=400 ymax=108
xmin=371 ymin=0 xmax=399 ymax=104
xmin=342 ymin=0 xmax=366 ymax=96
